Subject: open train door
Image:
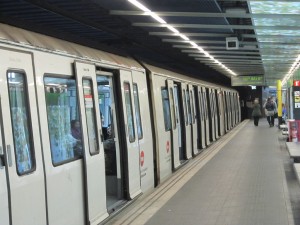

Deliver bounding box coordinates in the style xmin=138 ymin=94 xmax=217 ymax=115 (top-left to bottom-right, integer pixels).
xmin=166 ymin=80 xmax=181 ymax=169
xmin=74 ymin=61 xmax=108 ymax=224
xmin=119 ymin=69 xmax=141 ymax=199
xmin=131 ymin=70 xmax=154 ymax=192
xmin=0 ymin=49 xmax=46 ymax=225
xmin=0 ymin=96 xmax=9 ymax=225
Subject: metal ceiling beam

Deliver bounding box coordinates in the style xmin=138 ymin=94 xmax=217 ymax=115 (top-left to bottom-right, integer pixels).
xmin=173 ymin=45 xmax=300 ymax=51
xmin=111 ymin=11 xmax=300 ymax=20
xmin=183 ymin=50 xmax=260 ymax=55
xmin=163 ymin=39 xmax=258 ymax=45
xmin=132 ymin=23 xmax=300 ymax=30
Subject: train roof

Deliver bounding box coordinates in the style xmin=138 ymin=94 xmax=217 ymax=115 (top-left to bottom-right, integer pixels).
xmin=0 ymin=23 xmax=143 ymax=71
xmin=143 ymin=63 xmax=236 ymax=91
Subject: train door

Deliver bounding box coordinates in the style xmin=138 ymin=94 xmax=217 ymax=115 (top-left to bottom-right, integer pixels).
xmin=118 ymin=70 xmax=141 ymax=198
xmin=167 ymin=80 xmax=181 ymax=169
xmin=173 ymin=84 xmax=185 ymax=164
xmin=132 ymin=70 xmax=154 ymax=192
xmin=0 ymin=49 xmax=46 ymax=225
xmin=189 ymin=85 xmax=198 ymax=155
xmin=74 ymin=62 xmax=108 ymax=224
xmin=223 ymin=91 xmax=229 ymax=132
xmin=197 ymin=86 xmax=206 ymax=149
xmin=96 ymin=72 xmax=125 ymax=210
xmin=217 ymin=90 xmax=225 ymax=136
xmin=182 ymin=83 xmax=192 ymax=159
xmin=213 ymin=90 xmax=220 ymax=139
xmin=0 ymin=96 xmax=9 ymax=225
xmin=203 ymin=87 xmax=210 ymax=146
xmin=207 ymin=88 xmax=215 ymax=142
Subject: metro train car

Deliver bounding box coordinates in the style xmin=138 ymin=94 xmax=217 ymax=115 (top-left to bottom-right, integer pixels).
xmin=0 ymin=23 xmax=240 ymax=225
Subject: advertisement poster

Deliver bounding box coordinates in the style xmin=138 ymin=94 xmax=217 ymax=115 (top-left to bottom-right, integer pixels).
xmin=288 ymin=120 xmax=300 ymax=142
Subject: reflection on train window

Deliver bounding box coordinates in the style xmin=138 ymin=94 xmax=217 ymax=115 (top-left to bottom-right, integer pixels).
xmin=170 ymin=88 xmax=176 ymax=129
xmin=124 ymin=82 xmax=135 ymax=142
xmin=44 ymin=77 xmax=83 ymax=165
xmin=183 ymin=91 xmax=188 ymax=125
xmin=133 ymin=83 xmax=143 ymax=140
xmin=190 ymin=91 xmax=195 ymax=124
xmin=83 ymin=79 xmax=99 ymax=155
xmin=161 ymin=88 xmax=171 ymax=131
xmin=186 ymin=90 xmax=192 ymax=125
xmin=7 ymin=71 xmax=35 ymax=175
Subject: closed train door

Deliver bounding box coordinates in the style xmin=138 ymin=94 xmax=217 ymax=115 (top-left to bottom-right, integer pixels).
xmin=74 ymin=61 xmax=108 ymax=224
xmin=0 ymin=49 xmax=46 ymax=225
xmin=132 ymin=70 xmax=154 ymax=192
xmin=213 ymin=89 xmax=219 ymax=139
xmin=167 ymin=80 xmax=180 ymax=169
xmin=203 ymin=87 xmax=210 ymax=146
xmin=181 ymin=83 xmax=192 ymax=159
xmin=189 ymin=85 xmax=198 ymax=155
xmin=119 ymin=70 xmax=141 ymax=198
xmin=207 ymin=88 xmax=216 ymax=142
xmin=96 ymin=71 xmax=125 ymax=211
xmin=197 ymin=86 xmax=206 ymax=149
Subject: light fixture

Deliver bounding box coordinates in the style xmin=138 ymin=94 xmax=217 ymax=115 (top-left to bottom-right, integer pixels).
xmin=127 ymin=0 xmax=237 ymax=76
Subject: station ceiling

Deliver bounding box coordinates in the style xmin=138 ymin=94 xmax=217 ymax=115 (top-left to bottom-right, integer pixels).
xmin=1 ymin=0 xmax=299 ymax=86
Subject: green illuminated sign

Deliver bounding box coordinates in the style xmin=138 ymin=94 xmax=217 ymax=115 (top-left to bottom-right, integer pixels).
xmin=231 ymin=76 xmax=264 ymax=86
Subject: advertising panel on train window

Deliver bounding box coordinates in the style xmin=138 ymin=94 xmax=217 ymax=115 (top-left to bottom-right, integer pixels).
xmin=231 ymin=75 xmax=264 ymax=86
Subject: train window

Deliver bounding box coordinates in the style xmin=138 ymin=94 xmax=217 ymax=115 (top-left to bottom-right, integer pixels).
xmin=186 ymin=90 xmax=192 ymax=125
xmin=190 ymin=90 xmax=195 ymax=124
xmin=183 ymin=91 xmax=188 ymax=125
xmin=7 ymin=71 xmax=35 ymax=175
xmin=161 ymin=88 xmax=172 ymax=131
xmin=44 ymin=77 xmax=83 ymax=165
xmin=82 ymin=79 xmax=99 ymax=154
xmin=133 ymin=83 xmax=143 ymax=140
xmin=124 ymin=82 xmax=135 ymax=142
xmin=170 ymin=88 xmax=176 ymax=129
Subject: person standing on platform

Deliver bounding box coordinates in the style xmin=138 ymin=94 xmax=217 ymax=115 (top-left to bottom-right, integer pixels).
xmin=252 ymin=99 xmax=261 ymax=126
xmin=264 ymin=97 xmax=276 ymax=127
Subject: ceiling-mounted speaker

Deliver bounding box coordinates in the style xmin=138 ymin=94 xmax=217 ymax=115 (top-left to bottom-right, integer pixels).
xmin=226 ymin=37 xmax=239 ymax=50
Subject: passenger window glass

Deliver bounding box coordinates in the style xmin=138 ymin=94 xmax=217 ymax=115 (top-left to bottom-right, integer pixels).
xmin=161 ymin=88 xmax=171 ymax=131
xmin=183 ymin=91 xmax=188 ymax=125
xmin=186 ymin=90 xmax=192 ymax=125
xmin=133 ymin=83 xmax=143 ymax=140
xmin=124 ymin=82 xmax=135 ymax=142
xmin=7 ymin=72 xmax=35 ymax=175
xmin=170 ymin=88 xmax=176 ymax=129
xmin=44 ymin=77 xmax=83 ymax=165
xmin=190 ymin=91 xmax=195 ymax=124
xmin=83 ymin=79 xmax=99 ymax=154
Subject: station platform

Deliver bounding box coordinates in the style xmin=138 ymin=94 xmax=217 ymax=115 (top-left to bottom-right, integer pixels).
xmin=106 ymin=119 xmax=300 ymax=225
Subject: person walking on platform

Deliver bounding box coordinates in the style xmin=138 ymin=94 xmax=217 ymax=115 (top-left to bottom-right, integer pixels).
xmin=252 ymin=99 xmax=261 ymax=126
xmin=263 ymin=97 xmax=276 ymax=127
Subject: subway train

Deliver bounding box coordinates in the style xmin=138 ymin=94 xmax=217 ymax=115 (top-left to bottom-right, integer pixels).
xmin=0 ymin=23 xmax=240 ymax=225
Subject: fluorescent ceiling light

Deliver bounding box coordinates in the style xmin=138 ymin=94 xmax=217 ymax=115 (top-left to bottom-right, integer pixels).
xmin=128 ymin=0 xmax=237 ymax=76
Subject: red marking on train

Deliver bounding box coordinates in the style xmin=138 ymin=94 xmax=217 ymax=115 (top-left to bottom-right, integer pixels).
xmin=140 ymin=151 xmax=145 ymax=167
xmin=166 ymin=141 xmax=170 ymax=153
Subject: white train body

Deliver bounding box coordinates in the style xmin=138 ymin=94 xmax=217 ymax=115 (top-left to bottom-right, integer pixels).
xmin=0 ymin=23 xmax=240 ymax=225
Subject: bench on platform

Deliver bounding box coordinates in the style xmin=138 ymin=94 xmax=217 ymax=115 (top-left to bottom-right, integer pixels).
xmin=286 ymin=142 xmax=300 ymax=162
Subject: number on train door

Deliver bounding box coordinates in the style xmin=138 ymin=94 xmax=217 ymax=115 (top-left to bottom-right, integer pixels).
xmin=119 ymin=70 xmax=141 ymax=199
xmin=74 ymin=61 xmax=108 ymax=224
xmin=0 ymin=49 xmax=46 ymax=225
